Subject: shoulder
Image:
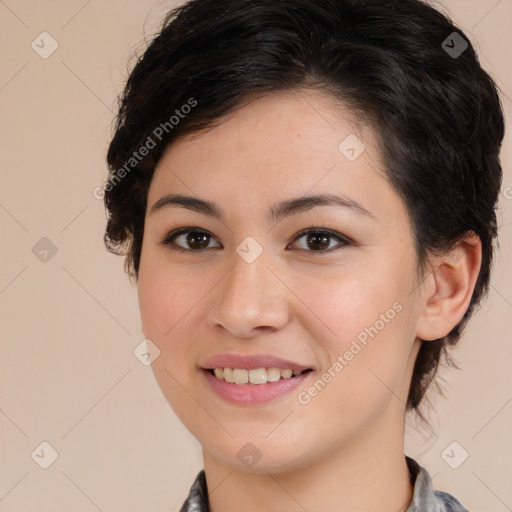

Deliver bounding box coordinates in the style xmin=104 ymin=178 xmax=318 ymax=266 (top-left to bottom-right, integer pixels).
xmin=180 ymin=470 xmax=209 ymax=512
xmin=434 ymin=490 xmax=470 ymax=512
xmin=406 ymin=456 xmax=469 ymax=512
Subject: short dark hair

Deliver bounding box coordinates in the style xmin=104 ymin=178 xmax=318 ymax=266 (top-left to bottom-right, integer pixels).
xmin=104 ymin=0 xmax=505 ymax=422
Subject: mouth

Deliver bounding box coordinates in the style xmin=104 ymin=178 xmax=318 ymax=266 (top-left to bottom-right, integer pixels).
xmin=201 ymin=366 xmax=315 ymax=405
xmin=199 ymin=353 xmax=315 ymax=404
xmin=205 ymin=367 xmax=314 ymax=385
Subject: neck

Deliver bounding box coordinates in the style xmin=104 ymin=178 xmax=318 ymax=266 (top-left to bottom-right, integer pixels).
xmin=203 ymin=411 xmax=414 ymax=512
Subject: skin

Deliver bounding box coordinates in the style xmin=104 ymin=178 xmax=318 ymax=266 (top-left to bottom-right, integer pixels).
xmin=137 ymin=89 xmax=482 ymax=512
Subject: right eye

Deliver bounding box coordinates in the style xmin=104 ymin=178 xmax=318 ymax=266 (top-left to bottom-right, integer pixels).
xmin=159 ymin=227 xmax=221 ymax=253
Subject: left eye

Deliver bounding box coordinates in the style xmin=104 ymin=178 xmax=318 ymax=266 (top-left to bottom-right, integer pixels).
xmin=291 ymin=228 xmax=351 ymax=252
xmin=160 ymin=227 xmax=351 ymax=254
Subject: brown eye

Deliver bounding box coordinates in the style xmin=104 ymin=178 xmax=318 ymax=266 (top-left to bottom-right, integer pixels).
xmin=289 ymin=229 xmax=351 ymax=253
xmin=161 ymin=228 xmax=221 ymax=252
xmin=183 ymin=231 xmax=211 ymax=250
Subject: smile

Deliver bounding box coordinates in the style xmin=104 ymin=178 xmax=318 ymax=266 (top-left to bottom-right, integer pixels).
xmin=209 ymin=367 xmax=312 ymax=384
xmin=201 ymin=367 xmax=314 ymax=405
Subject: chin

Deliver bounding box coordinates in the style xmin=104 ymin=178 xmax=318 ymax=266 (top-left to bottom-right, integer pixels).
xmin=202 ymin=434 xmax=318 ymax=475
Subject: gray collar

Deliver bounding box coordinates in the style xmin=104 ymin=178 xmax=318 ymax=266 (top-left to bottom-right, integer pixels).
xmin=180 ymin=456 xmax=469 ymax=512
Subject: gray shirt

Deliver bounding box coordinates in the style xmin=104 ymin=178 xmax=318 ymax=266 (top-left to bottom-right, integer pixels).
xmin=179 ymin=456 xmax=469 ymax=512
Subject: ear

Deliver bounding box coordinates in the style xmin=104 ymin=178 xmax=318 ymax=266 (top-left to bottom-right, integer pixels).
xmin=415 ymin=233 xmax=482 ymax=341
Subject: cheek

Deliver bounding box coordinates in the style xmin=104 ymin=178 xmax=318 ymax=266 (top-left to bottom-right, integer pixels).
xmin=296 ymin=263 xmax=407 ymax=353
xmin=137 ymin=262 xmax=206 ymax=430
xmin=292 ymin=261 xmax=415 ymax=409
xmin=138 ymin=273 xmax=206 ymax=419
xmin=137 ymin=251 xmax=200 ymax=339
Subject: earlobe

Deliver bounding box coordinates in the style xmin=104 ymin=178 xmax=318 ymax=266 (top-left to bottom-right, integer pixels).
xmin=416 ymin=233 xmax=482 ymax=341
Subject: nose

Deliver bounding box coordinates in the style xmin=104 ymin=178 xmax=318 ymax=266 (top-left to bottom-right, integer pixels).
xmin=207 ymin=251 xmax=291 ymax=339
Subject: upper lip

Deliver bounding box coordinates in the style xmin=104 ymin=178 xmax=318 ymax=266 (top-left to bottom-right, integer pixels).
xmin=200 ymin=353 xmax=312 ymax=371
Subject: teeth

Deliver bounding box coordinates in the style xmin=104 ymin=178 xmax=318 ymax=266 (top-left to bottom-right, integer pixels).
xmin=210 ymin=367 xmax=308 ymax=384
xmin=266 ymin=367 xmax=281 ymax=382
xmin=233 ymin=368 xmax=249 ymax=384
xmin=248 ymin=368 xmax=267 ymax=384
xmin=281 ymin=369 xmax=293 ymax=379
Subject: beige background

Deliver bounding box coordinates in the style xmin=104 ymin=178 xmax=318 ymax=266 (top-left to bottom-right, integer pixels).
xmin=0 ymin=0 xmax=510 ymax=510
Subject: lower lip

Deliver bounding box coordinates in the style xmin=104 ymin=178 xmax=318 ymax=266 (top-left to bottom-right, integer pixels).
xmin=201 ymin=369 xmax=313 ymax=405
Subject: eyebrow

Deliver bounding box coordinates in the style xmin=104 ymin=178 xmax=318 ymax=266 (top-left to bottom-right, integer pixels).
xmin=150 ymin=192 xmax=374 ymax=223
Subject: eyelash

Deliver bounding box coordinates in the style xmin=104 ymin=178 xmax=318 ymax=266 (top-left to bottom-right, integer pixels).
xmin=159 ymin=225 xmax=353 ymax=255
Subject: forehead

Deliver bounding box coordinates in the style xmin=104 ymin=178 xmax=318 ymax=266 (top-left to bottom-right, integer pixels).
xmin=171 ymin=89 xmax=369 ymax=164
xmin=148 ymin=89 xmax=407 ymax=230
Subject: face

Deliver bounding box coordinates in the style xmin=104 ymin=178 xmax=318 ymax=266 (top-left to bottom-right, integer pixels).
xmin=137 ymin=89 xmax=424 ymax=473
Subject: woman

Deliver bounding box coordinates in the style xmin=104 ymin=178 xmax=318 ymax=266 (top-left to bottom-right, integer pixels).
xmin=102 ymin=0 xmax=505 ymax=510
